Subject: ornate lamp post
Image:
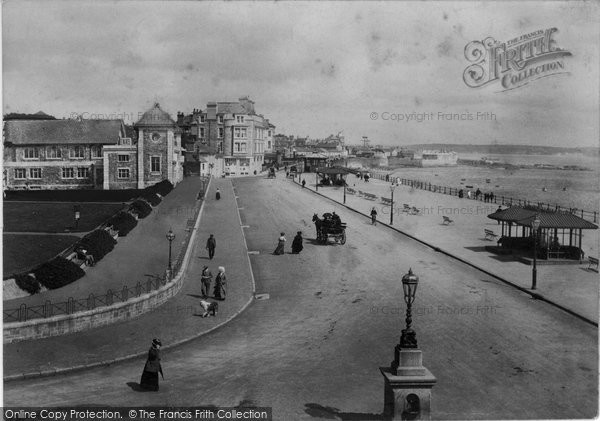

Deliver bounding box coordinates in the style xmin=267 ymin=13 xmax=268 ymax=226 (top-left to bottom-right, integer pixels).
xmin=166 ymin=228 xmax=176 ymax=271
xmin=531 ymin=215 xmax=541 ymax=290
xmin=391 ymin=268 xmax=419 ymax=372
xmin=390 ymin=184 xmax=396 ymax=225
xmin=343 ymin=173 xmax=347 ymax=204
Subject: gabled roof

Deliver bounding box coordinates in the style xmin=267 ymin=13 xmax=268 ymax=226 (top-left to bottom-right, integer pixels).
xmin=135 ymin=103 xmax=176 ymax=127
xmin=4 ymin=119 xmax=125 ymax=145
xmin=488 ymin=206 xmax=598 ymax=229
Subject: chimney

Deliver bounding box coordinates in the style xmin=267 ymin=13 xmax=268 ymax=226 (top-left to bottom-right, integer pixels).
xmin=239 ymin=96 xmax=255 ymax=114
xmin=206 ymin=102 xmax=217 ymax=120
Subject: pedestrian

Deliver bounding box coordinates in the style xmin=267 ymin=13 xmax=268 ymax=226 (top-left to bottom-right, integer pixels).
xmin=216 ymin=188 xmax=221 ymax=200
xmin=273 ymin=232 xmax=286 ymax=255
xmin=467 ymin=190 xmax=472 ymax=199
xmin=458 ymin=189 xmax=464 ymax=198
xmin=291 ymin=231 xmax=303 ymax=254
xmin=302 ymin=179 xmax=306 ymax=188
xmin=199 ymin=299 xmax=218 ymax=317
xmin=370 ymin=207 xmax=377 ymax=225
xmin=200 ymin=266 xmax=212 ymax=298
xmin=140 ymin=339 xmax=164 ymax=391
xmin=496 ymin=206 xmax=502 ymax=224
xmin=214 ymin=266 xmax=227 ymax=300
xmin=206 ymin=234 xmax=216 ymax=260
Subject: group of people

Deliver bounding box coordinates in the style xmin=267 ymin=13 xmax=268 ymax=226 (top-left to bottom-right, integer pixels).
xmin=356 ymin=172 xmax=370 ymax=182
xmin=273 ymin=231 xmax=304 ymax=255
xmin=457 ymin=188 xmax=495 ymax=202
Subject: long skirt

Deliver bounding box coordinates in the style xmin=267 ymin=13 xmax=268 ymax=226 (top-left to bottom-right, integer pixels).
xmin=214 ymin=282 xmax=226 ymax=300
xmin=274 ymin=241 xmax=285 ymax=255
xmin=140 ymin=370 xmax=159 ymax=391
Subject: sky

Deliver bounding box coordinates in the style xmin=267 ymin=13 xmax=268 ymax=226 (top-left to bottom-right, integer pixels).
xmin=2 ymin=1 xmax=599 ymax=147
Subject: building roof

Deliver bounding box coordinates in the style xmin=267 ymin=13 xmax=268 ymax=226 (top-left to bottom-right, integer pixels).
xmin=217 ymin=102 xmax=248 ymax=115
xmin=488 ymin=206 xmax=598 ymax=229
xmin=135 ymin=103 xmax=176 ymax=127
xmin=316 ymin=167 xmax=352 ymax=175
xmin=4 ymin=119 xmax=125 ymax=145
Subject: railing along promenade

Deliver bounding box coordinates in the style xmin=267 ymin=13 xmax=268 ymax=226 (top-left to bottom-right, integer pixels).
xmin=369 ymin=171 xmax=598 ymax=223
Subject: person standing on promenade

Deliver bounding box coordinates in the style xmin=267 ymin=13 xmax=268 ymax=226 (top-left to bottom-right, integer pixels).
xmin=291 ymin=231 xmax=304 ymax=254
xmin=370 ymin=207 xmax=378 ymax=225
xmin=206 ymin=234 xmax=216 ymax=259
xmin=273 ymin=232 xmax=286 ymax=255
xmin=200 ymin=266 xmax=212 ymax=298
xmin=140 ymin=339 xmax=163 ymax=391
xmin=216 ymin=188 xmax=221 ymax=200
xmin=302 ymin=179 xmax=306 ymax=188
xmin=214 ymin=266 xmax=227 ymax=300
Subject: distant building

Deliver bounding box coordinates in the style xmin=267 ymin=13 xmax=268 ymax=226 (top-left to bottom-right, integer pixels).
xmin=419 ymin=150 xmax=458 ymax=167
xmin=3 ymin=103 xmax=184 ymax=190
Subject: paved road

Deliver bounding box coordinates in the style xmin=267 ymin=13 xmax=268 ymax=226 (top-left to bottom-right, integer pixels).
xmin=4 ymin=176 xmax=597 ymax=420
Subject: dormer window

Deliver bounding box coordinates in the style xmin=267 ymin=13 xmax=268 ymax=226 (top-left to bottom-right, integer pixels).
xmin=236 ymin=115 xmax=245 ymax=124
xmin=200 ymin=114 xmax=206 ymax=123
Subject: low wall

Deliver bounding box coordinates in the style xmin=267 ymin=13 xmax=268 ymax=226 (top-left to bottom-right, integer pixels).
xmin=3 ymin=177 xmax=210 ymax=344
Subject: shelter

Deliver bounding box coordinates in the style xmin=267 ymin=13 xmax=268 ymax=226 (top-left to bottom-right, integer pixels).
xmin=488 ymin=206 xmax=597 ymax=261
xmin=315 ymin=166 xmax=352 ymax=186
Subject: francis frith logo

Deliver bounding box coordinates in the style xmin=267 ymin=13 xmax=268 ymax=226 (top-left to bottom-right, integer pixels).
xmin=463 ymin=28 xmax=572 ymax=91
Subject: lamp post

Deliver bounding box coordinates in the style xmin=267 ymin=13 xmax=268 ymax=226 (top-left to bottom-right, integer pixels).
xmin=343 ymin=173 xmax=347 ymax=204
xmin=392 ymin=268 xmax=419 ymax=372
xmin=73 ymin=204 xmax=81 ymax=229
xmin=531 ymin=215 xmax=541 ymax=290
xmin=166 ymin=228 xmax=176 ymax=271
xmin=316 ymin=171 xmax=318 ymax=192
xmin=390 ymin=184 xmax=396 ymax=225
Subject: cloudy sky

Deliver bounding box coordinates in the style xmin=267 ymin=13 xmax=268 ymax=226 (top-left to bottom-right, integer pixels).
xmin=3 ymin=1 xmax=599 ymax=147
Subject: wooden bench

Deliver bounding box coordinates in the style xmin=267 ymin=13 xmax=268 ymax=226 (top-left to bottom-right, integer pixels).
xmin=484 ymin=229 xmax=499 ymax=241
xmin=363 ymin=193 xmax=377 ymax=201
xmin=410 ymin=207 xmax=421 ymax=215
xmin=381 ymin=197 xmax=392 ymax=205
xmin=402 ymin=204 xmax=411 ymax=213
xmin=357 ymin=190 xmax=364 ymax=196
xmin=442 ymin=216 xmax=454 ymax=225
xmin=588 ymin=257 xmax=599 ymax=272
xmin=346 ymin=187 xmax=356 ymax=195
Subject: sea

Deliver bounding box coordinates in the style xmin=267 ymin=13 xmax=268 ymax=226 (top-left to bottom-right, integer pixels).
xmin=387 ymin=153 xmax=599 ymax=214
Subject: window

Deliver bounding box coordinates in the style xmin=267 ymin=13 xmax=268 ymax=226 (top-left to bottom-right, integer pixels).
xmin=199 ymin=127 xmax=205 ymax=138
xmin=218 ymin=128 xmax=224 ymax=138
xmin=91 ymin=146 xmax=102 ymax=158
xmin=151 ymin=156 xmax=161 ymax=173
xmin=77 ymin=167 xmax=90 ymax=178
xmin=234 ymin=142 xmax=247 ymax=153
xmin=47 ymin=146 xmax=62 ymax=159
xmin=29 ymin=168 xmax=42 ymax=179
xmin=120 ymin=138 xmax=132 ymax=145
xmin=70 ymin=146 xmax=85 ymax=159
xmin=118 ymin=154 xmax=130 ymax=162
xmin=234 ymin=127 xmax=247 ymax=138
xmin=217 ymin=142 xmax=223 ymax=154
xmin=62 ymin=168 xmax=75 ymax=179
xmin=236 ymin=115 xmax=245 ymax=123
xmin=14 ymin=168 xmax=26 ymax=179
xmin=118 ymin=168 xmax=130 ymax=179
xmin=24 ymin=148 xmax=39 ymax=160
xmin=268 ymin=130 xmax=272 ymax=137
xmin=225 ymin=158 xmax=236 ymax=166
xmin=218 ymin=115 xmax=224 ymax=124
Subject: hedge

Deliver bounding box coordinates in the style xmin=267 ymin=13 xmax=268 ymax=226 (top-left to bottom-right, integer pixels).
xmin=107 ymin=211 xmax=138 ymax=236
xmin=143 ymin=192 xmax=162 ymax=207
xmin=130 ymin=199 xmax=152 ymax=219
xmin=78 ymin=229 xmax=117 ymax=262
xmin=148 ymin=180 xmax=174 ymax=197
xmin=34 ymin=257 xmax=85 ymax=290
xmin=15 ymin=273 xmax=41 ymax=294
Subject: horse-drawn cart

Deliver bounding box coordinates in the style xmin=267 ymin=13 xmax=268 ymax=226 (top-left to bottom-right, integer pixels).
xmin=312 ymin=212 xmax=347 ymax=245
xmin=268 ymin=167 xmax=276 ymax=178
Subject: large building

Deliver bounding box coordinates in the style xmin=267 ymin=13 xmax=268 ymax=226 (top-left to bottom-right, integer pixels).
xmin=179 ymin=96 xmax=275 ymax=177
xmin=3 ymin=103 xmax=184 ymax=190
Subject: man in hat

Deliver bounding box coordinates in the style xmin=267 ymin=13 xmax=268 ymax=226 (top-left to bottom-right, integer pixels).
xmin=200 ymin=266 xmax=212 ymax=298
xmin=206 ymin=234 xmax=216 ymax=259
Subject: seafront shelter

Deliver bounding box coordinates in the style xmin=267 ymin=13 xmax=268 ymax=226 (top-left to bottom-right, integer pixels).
xmin=487 ymin=206 xmax=598 ymax=262
xmin=315 ymin=166 xmax=352 ymax=186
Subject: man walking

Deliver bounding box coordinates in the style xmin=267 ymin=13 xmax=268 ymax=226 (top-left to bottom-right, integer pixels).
xmin=200 ymin=266 xmax=212 ymax=298
xmin=370 ymin=207 xmax=378 ymax=225
xmin=206 ymin=234 xmax=216 ymax=259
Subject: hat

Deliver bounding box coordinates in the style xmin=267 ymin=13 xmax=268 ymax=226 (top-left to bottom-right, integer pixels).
xmin=297 ymin=231 xmax=302 ymax=235
xmin=152 ymin=338 xmax=162 ymax=347
xmin=218 ymin=266 xmax=225 ymax=273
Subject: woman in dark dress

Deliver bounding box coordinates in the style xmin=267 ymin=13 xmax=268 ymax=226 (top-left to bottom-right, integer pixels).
xmin=216 ymin=188 xmax=221 ymax=200
xmin=291 ymin=231 xmax=303 ymax=254
xmin=140 ymin=339 xmax=163 ymax=391
xmin=214 ymin=266 xmax=227 ymax=300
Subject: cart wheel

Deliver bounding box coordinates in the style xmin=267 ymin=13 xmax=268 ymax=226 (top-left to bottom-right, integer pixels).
xmin=340 ymin=232 xmax=346 ymax=245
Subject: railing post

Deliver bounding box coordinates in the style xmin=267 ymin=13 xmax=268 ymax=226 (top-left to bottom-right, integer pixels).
xmin=44 ymin=300 xmax=52 ymax=318
xmin=122 ymin=286 xmax=128 ymax=302
xmin=20 ymin=303 xmax=27 ymax=322
xmin=147 ymin=279 xmax=152 ymax=293
xmin=88 ymin=294 xmax=95 ymax=310
xmin=136 ymin=281 xmax=142 ymax=297
xmin=67 ymin=297 xmax=75 ymax=314
xmin=594 ymin=211 xmax=597 ymax=223
xmin=107 ymin=289 xmax=113 ymax=306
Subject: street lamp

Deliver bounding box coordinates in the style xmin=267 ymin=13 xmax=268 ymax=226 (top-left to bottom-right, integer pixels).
xmin=390 ymin=184 xmax=396 ymax=225
xmin=343 ymin=173 xmax=347 ymax=204
xmin=166 ymin=228 xmax=176 ymax=271
xmin=392 ymin=268 xmax=419 ymax=372
xmin=73 ymin=204 xmax=81 ymax=229
xmin=531 ymin=215 xmax=541 ymax=290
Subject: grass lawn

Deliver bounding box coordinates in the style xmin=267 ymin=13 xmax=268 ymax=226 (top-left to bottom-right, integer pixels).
xmin=3 ymin=234 xmax=81 ymax=277
xmin=3 ymin=202 xmax=125 ymax=233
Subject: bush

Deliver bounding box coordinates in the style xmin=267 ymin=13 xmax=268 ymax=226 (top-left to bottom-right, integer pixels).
xmin=143 ymin=192 xmax=162 ymax=207
xmin=15 ymin=272 xmax=41 ymax=294
xmin=107 ymin=211 xmax=138 ymax=237
xmin=34 ymin=257 xmax=85 ymax=290
xmin=130 ymin=199 xmax=152 ymax=219
xmin=147 ymin=180 xmax=174 ymax=197
xmin=78 ymin=229 xmax=117 ymax=262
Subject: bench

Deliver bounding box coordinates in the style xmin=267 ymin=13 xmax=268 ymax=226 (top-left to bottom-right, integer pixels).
xmin=357 ymin=190 xmax=364 ymax=196
xmin=442 ymin=216 xmax=454 ymax=225
xmin=346 ymin=187 xmax=356 ymax=195
xmin=588 ymin=257 xmax=599 ymax=272
xmin=410 ymin=207 xmax=421 ymax=215
xmin=402 ymin=204 xmax=411 ymax=213
xmin=363 ymin=193 xmax=377 ymax=201
xmin=381 ymin=197 xmax=392 ymax=205
xmin=484 ymin=229 xmax=499 ymax=241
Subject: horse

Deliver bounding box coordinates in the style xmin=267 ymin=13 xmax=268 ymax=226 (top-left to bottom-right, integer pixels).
xmin=312 ymin=214 xmax=323 ymax=241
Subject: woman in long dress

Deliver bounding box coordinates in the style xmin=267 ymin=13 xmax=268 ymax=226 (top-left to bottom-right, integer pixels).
xmin=214 ymin=266 xmax=227 ymax=300
xmin=140 ymin=339 xmax=163 ymax=391
xmin=273 ymin=232 xmax=286 ymax=255
xmin=291 ymin=231 xmax=303 ymax=254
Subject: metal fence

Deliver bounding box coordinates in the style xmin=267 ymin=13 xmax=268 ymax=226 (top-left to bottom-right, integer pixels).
xmin=370 ymin=172 xmax=598 ymax=223
xmin=4 ymin=180 xmax=206 ymax=323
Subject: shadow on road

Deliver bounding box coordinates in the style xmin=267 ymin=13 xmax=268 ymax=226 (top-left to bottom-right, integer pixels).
xmin=304 ymin=403 xmax=384 ymax=420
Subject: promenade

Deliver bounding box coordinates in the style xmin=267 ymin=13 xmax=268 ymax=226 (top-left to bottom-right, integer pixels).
xmin=300 ymin=173 xmax=599 ymax=323
xmin=4 ymin=177 xmax=255 ymax=379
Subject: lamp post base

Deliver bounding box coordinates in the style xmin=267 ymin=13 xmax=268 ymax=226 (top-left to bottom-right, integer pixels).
xmin=381 ymin=362 xmax=436 ymax=420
